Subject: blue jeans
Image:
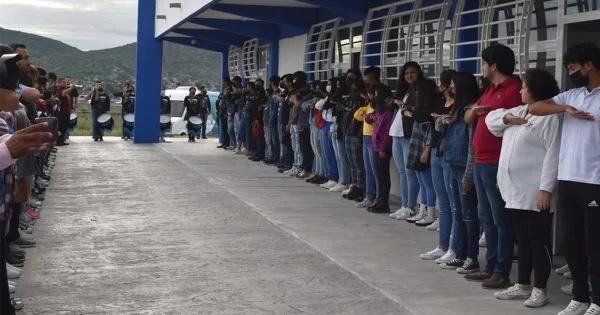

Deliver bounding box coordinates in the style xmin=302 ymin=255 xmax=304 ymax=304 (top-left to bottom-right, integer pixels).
xmin=449 ymin=165 xmax=479 ymax=260
xmin=431 ymin=149 xmax=452 ymax=248
xmin=291 ymin=125 xmax=303 ymax=170
xmin=279 ymin=124 xmax=293 ymax=165
xmin=322 ymin=122 xmax=338 ymax=181
xmin=270 ymin=126 xmax=280 ymax=162
xmin=392 ymin=137 xmax=419 ymax=208
xmin=363 ymin=136 xmax=380 ymax=199
xmin=335 ymin=138 xmax=350 ymax=184
xmin=310 ymin=124 xmax=324 ymax=175
xmin=415 ymin=167 xmax=436 ymax=207
xmin=199 ymin=113 xmax=208 ymax=137
xmin=474 ymin=163 xmax=514 ymax=276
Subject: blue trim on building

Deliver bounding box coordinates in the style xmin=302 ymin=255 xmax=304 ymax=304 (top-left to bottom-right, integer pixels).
xmin=456 ymin=0 xmax=480 ymax=73
xmin=157 ymin=0 xmax=221 ymax=38
xmin=134 ymin=0 xmax=163 ymax=143
xmin=268 ymin=41 xmax=279 ymax=78
xmin=173 ymin=29 xmax=250 ymax=46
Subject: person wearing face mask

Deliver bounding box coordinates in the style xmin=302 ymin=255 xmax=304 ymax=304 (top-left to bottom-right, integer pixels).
xmin=529 ymin=42 xmax=600 ymax=315
xmin=90 ymin=82 xmax=111 ymax=142
xmin=315 ymin=80 xmax=339 ymax=187
xmin=196 ymin=86 xmax=211 ymax=140
xmin=420 ymin=69 xmax=457 ymax=261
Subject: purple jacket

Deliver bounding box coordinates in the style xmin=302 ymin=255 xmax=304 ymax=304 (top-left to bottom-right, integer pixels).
xmin=367 ymin=108 xmax=394 ymax=153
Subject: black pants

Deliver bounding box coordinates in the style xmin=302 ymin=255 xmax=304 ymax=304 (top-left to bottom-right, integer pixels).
xmin=6 ymin=203 xmax=22 ymax=244
xmin=376 ymin=152 xmax=392 ymax=203
xmin=511 ymin=209 xmax=553 ymax=288
xmin=560 ymin=180 xmax=600 ymax=304
xmin=220 ymin=115 xmax=230 ymax=146
xmin=57 ymin=113 xmax=69 ymax=143
xmin=299 ymin=128 xmax=313 ymax=173
xmin=0 ymin=221 xmax=15 ymax=315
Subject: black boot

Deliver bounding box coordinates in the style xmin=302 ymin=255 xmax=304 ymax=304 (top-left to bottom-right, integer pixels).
xmin=368 ymin=199 xmax=391 ymax=213
xmin=344 ymin=186 xmax=359 ymax=200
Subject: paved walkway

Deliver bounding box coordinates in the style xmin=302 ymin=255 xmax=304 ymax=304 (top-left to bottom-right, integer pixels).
xmin=18 ymin=137 xmax=571 ymax=314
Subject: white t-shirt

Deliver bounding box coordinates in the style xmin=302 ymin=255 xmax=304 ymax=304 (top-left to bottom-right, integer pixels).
xmin=553 ymin=87 xmax=600 ymax=185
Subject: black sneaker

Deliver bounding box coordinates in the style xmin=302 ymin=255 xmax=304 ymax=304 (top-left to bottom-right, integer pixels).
xmin=457 ymin=259 xmax=480 ymax=274
xmin=440 ymin=258 xmax=464 ymax=270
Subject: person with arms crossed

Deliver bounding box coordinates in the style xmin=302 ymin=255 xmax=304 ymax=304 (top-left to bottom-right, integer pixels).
xmin=529 ymin=42 xmax=600 ymax=315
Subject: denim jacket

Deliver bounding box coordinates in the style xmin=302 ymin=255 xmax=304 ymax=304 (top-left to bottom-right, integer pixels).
xmin=440 ymin=104 xmax=476 ymax=185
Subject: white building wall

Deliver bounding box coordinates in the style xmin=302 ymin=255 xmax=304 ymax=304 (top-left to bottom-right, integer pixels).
xmin=155 ymin=0 xmax=212 ymax=37
xmin=278 ymin=34 xmax=307 ymax=75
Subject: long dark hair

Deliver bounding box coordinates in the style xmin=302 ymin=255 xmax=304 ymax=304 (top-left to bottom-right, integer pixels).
xmin=415 ymin=79 xmax=438 ymax=109
xmin=396 ymin=61 xmax=424 ymax=100
xmin=452 ymin=72 xmax=479 ymax=122
xmin=328 ymin=77 xmax=338 ymax=96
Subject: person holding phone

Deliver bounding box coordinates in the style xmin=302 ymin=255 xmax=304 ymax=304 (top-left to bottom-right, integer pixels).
xmin=463 ymin=44 xmax=522 ymax=289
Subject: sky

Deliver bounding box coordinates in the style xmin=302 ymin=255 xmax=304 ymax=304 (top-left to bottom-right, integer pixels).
xmin=0 ymin=0 xmax=138 ymax=51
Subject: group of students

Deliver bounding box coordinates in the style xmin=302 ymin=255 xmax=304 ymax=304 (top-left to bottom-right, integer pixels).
xmin=0 ymin=43 xmax=61 ymax=313
xmin=216 ymin=41 xmax=600 ymax=315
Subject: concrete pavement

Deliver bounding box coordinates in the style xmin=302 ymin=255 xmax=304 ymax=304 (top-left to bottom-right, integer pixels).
xmin=17 ymin=137 xmax=571 ymax=314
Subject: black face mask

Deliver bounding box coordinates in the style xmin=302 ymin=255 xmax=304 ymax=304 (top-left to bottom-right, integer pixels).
xmin=98 ymin=88 xmax=104 ymax=93
xmin=570 ymin=70 xmax=590 ymax=88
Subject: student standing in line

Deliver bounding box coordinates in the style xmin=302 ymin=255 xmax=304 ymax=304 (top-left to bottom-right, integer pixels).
xmin=388 ymin=62 xmax=423 ymax=220
xmin=486 ymin=68 xmax=561 ymax=308
xmin=529 ymin=42 xmax=600 ymax=315
xmin=464 ymin=43 xmax=521 ymax=289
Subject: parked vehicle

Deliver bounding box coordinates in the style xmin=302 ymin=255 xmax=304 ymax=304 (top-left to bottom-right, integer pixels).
xmin=164 ymin=86 xmax=219 ymax=136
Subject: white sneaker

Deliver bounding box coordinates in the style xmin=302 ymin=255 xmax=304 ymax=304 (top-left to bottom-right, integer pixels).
xmin=28 ymin=198 xmax=42 ymax=207
xmin=8 ymin=283 xmax=15 ymax=293
xmin=584 ymin=304 xmax=600 ymax=315
xmin=321 ymin=181 xmax=336 ymax=189
xmin=565 ymin=271 xmax=573 ymax=279
xmin=357 ymin=198 xmax=373 ymax=208
xmin=407 ymin=205 xmax=426 ymax=223
xmin=426 ymin=218 xmax=439 ymax=231
xmin=556 ymin=264 xmax=570 ymax=275
xmin=494 ymin=284 xmax=531 ymax=300
xmin=284 ymin=168 xmax=297 ymax=176
xmin=6 ymin=264 xmax=21 ymax=279
xmin=415 ymin=206 xmax=436 ymax=226
xmin=562 ymin=282 xmax=574 ymax=296
xmin=435 ymin=249 xmax=456 ymax=264
xmin=288 ymin=169 xmax=299 ymax=176
xmin=390 ymin=208 xmax=406 ymax=218
xmin=396 ymin=207 xmax=416 ymax=220
xmin=420 ymin=247 xmax=446 ymax=260
xmin=479 ymin=234 xmax=486 ymax=247
xmin=524 ymin=288 xmax=549 ymax=308
xmin=558 ymin=301 xmax=591 ymax=315
xmin=330 ymin=183 xmax=348 ymax=192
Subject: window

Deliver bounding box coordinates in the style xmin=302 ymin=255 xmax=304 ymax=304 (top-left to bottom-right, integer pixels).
xmin=304 ymin=18 xmax=341 ymax=81
xmin=332 ymin=23 xmax=363 ymax=77
xmin=363 ymin=0 xmax=450 ymax=86
xmin=529 ymin=1 xmax=559 ymax=74
xmin=257 ymin=45 xmax=269 ymax=79
xmin=565 ymin=0 xmax=600 ymax=14
xmin=241 ymin=39 xmax=259 ymax=79
xmin=228 ymin=46 xmax=242 ymax=79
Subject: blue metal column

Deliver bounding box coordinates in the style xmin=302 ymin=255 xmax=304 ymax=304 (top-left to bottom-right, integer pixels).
xmin=134 ymin=1 xmax=163 ymax=143
xmin=268 ymin=41 xmax=279 ymax=79
xmin=456 ymin=0 xmax=479 ymax=73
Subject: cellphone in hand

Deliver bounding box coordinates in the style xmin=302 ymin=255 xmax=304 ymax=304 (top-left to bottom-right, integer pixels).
xmin=33 ymin=117 xmax=59 ymax=143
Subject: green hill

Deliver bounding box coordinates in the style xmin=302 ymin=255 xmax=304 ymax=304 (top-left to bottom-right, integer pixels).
xmin=0 ymin=27 xmax=221 ymax=94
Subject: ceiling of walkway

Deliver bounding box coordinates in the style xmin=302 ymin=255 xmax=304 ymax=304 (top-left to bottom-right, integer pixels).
xmin=159 ymin=0 xmax=404 ymax=52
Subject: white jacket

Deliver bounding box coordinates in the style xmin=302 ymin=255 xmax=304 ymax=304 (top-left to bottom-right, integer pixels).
xmin=485 ymin=105 xmax=562 ymax=211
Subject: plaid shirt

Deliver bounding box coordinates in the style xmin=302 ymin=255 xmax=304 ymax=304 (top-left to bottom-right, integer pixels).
xmin=407 ymin=120 xmax=432 ymax=170
xmin=0 ymin=112 xmax=15 ymax=221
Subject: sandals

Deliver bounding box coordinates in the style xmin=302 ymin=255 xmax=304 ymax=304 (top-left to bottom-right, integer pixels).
xmin=11 ymin=297 xmax=24 ymax=310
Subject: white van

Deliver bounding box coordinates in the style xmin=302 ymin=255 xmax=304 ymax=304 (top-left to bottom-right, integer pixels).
xmin=164 ymin=86 xmax=220 ymax=136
